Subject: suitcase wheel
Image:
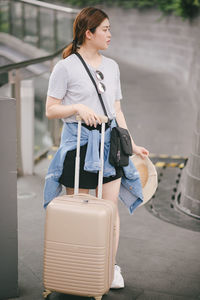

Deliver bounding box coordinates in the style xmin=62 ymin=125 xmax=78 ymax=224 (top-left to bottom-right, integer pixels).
xmin=43 ymin=289 xmax=52 ymax=299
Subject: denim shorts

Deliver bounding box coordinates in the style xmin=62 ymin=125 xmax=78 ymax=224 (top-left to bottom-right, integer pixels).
xmin=58 ymin=122 xmax=123 ymax=189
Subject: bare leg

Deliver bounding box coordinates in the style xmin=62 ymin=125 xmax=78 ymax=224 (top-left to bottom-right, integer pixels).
xmin=66 ymin=187 xmax=89 ymax=195
xmin=96 ymin=178 xmax=121 ymax=259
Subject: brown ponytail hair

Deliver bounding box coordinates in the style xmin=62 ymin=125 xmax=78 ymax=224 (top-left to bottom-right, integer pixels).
xmin=62 ymin=7 xmax=108 ymax=59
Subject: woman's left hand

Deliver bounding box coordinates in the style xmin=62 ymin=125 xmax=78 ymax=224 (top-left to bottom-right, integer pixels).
xmin=132 ymin=144 xmax=149 ymax=159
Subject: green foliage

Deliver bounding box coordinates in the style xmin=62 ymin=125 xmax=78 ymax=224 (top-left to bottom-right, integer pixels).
xmin=63 ymin=0 xmax=200 ymax=20
xmin=172 ymin=0 xmax=200 ymax=19
xmin=119 ymin=0 xmax=157 ymax=9
xmin=156 ymin=0 xmax=176 ymax=13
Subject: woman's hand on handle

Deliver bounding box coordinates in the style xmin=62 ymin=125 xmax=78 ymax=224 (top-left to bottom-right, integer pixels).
xmin=75 ymin=104 xmax=101 ymax=127
xmin=45 ymin=96 xmax=101 ymax=125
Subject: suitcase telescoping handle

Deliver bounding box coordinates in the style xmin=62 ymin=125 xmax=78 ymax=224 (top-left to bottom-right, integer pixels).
xmin=74 ymin=115 xmax=108 ymax=199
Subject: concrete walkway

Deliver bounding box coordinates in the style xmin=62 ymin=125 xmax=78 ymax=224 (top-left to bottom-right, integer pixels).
xmin=12 ymin=59 xmax=200 ymax=300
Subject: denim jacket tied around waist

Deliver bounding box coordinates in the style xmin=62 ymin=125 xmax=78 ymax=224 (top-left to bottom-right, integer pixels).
xmin=43 ymin=119 xmax=143 ymax=214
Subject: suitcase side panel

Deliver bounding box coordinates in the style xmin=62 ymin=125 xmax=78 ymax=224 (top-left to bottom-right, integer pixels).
xmin=43 ymin=195 xmax=116 ymax=296
xmin=44 ymin=241 xmax=107 ymax=295
xmin=45 ymin=199 xmax=113 ymax=246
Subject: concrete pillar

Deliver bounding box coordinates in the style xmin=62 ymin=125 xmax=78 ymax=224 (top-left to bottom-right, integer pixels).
xmin=0 ymin=97 xmax=18 ymax=299
xmin=176 ymin=109 xmax=200 ymax=218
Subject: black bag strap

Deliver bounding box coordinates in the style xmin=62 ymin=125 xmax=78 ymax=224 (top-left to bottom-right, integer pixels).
xmin=75 ymin=52 xmax=110 ymax=123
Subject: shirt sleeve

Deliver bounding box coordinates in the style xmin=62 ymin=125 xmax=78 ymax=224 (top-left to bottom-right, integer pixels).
xmin=47 ymin=61 xmax=68 ymax=99
xmin=115 ymin=63 xmax=122 ymax=101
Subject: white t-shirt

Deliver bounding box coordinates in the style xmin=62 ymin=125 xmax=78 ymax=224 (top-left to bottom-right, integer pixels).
xmin=47 ymin=53 xmax=122 ymax=122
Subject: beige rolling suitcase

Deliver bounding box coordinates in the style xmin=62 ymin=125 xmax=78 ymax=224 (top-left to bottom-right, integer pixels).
xmin=43 ymin=116 xmax=117 ymax=300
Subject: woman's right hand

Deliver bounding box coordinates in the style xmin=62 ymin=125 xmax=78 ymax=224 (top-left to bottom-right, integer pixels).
xmin=75 ymin=104 xmax=101 ymax=127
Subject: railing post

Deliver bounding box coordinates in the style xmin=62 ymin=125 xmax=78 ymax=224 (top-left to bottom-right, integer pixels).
xmin=53 ymin=10 xmax=58 ymax=51
xmin=70 ymin=12 xmax=74 ymax=40
xmin=21 ymin=2 xmax=26 ymax=41
xmin=37 ymin=6 xmax=41 ymax=48
xmin=21 ymin=80 xmax=34 ymax=175
xmin=8 ymin=0 xmax=13 ymax=35
xmin=49 ymin=58 xmax=61 ymax=146
xmin=0 ymin=2 xmax=2 ymax=31
xmin=8 ymin=69 xmax=23 ymax=175
xmin=52 ymin=119 xmax=61 ymax=147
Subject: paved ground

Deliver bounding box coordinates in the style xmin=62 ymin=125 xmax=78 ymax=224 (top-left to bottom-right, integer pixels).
xmin=10 ymin=59 xmax=200 ymax=300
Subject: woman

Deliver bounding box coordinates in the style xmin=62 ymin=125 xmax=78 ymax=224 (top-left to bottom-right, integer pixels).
xmin=45 ymin=7 xmax=149 ymax=289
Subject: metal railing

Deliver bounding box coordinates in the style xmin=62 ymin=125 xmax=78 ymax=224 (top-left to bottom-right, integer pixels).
xmin=0 ymin=46 xmax=67 ymax=175
xmin=0 ymin=45 xmax=66 ymax=73
xmin=0 ymin=0 xmax=79 ymax=175
xmin=0 ymin=0 xmax=79 ymax=52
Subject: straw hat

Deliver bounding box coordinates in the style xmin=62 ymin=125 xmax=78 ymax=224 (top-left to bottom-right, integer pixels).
xmin=131 ymin=155 xmax=158 ymax=206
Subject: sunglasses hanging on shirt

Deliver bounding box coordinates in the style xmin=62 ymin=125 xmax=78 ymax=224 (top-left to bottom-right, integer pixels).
xmin=95 ymin=70 xmax=106 ymax=94
xmin=75 ymin=52 xmax=108 ymax=117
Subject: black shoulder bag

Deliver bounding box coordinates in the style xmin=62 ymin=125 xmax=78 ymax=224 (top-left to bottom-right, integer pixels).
xmin=75 ymin=52 xmax=132 ymax=167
